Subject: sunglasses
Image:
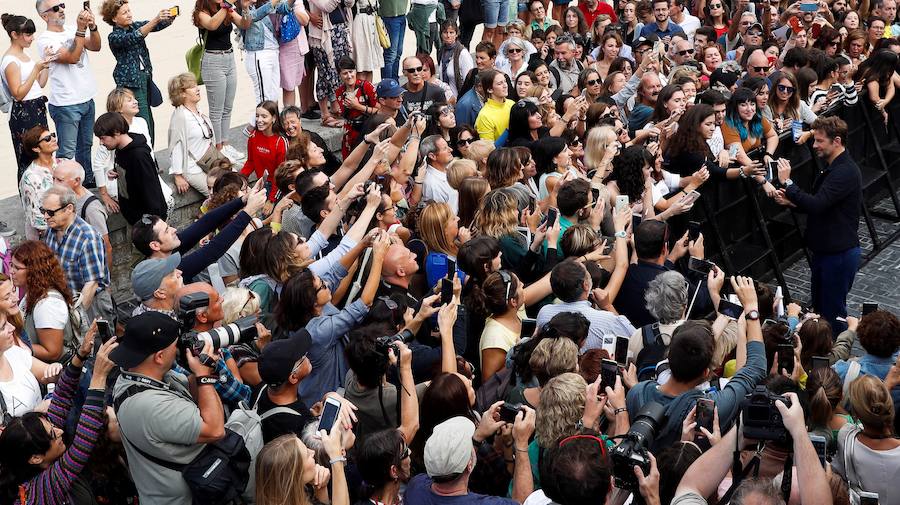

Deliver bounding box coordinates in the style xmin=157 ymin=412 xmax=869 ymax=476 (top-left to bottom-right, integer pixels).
xmin=677 ymin=48 xmax=695 ymax=56
xmin=508 ymin=47 xmax=523 ymax=54
xmin=43 ymin=2 xmax=65 ymax=13
xmin=747 ymin=30 xmax=763 ymax=37
xmin=777 ymin=84 xmax=795 ymax=94
xmin=615 ymin=127 xmax=625 ymax=136
xmin=586 ymin=78 xmax=600 ymax=86
xmin=140 ymin=214 xmax=156 ymax=225
xmin=404 ymin=66 xmax=423 ymax=74
xmin=752 ymin=65 xmax=769 ymax=72
xmin=440 ymin=106 xmax=455 ymax=116
xmin=709 ymin=3 xmax=722 ymax=6
xmin=39 ymin=132 xmax=57 ymax=143
xmin=40 ymin=204 xmax=69 ymax=217
xmin=457 ymin=137 xmax=474 ymax=145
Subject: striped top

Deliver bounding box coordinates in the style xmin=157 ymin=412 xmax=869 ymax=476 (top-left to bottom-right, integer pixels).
xmin=17 ymin=364 xmax=105 ymax=505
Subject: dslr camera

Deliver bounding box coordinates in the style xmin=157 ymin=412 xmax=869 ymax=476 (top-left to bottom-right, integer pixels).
xmin=610 ymin=402 xmax=667 ymax=491
xmin=375 ymin=328 xmax=415 ymax=355
xmin=178 ymin=292 xmax=259 ymax=356
xmin=742 ymin=385 xmax=792 ymax=444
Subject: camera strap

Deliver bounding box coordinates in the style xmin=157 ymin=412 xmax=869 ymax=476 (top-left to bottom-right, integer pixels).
xmin=717 ymin=415 xmax=794 ymax=505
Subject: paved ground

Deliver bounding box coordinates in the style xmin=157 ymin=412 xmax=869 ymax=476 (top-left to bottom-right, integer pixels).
xmin=782 ymin=190 xmax=900 ymax=316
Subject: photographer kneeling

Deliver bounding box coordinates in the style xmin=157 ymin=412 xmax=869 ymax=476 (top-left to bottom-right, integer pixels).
xmin=0 ymin=324 xmax=117 ymax=504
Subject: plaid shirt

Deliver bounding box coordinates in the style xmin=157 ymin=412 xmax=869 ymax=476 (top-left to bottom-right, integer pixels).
xmin=44 ymin=216 xmax=109 ymax=293
xmin=173 ymin=347 xmax=251 ymax=405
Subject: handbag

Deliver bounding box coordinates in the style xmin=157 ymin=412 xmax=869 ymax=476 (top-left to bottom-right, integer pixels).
xmin=195 ymin=143 xmax=228 ymax=173
xmin=148 ymin=78 xmax=163 ymax=107
xmin=375 ymin=0 xmax=390 ymax=49
xmin=279 ymin=11 xmax=301 ymax=43
xmin=185 ymin=31 xmax=209 ymax=85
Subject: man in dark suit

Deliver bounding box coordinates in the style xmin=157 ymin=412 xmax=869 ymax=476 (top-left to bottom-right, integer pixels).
xmin=775 ymin=116 xmax=862 ymax=333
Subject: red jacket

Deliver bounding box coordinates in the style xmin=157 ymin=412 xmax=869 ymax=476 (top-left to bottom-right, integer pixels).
xmin=578 ymin=0 xmax=617 ymax=26
xmin=240 ymin=130 xmax=287 ymax=201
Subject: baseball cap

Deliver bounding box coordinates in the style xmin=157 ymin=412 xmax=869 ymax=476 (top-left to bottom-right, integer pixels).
xmin=132 ymin=252 xmax=182 ymax=301
xmin=424 ymin=417 xmax=476 ymax=478
xmin=747 ymin=22 xmax=764 ymax=33
xmin=110 ymin=311 xmax=181 ymax=368
xmin=258 ymin=329 xmax=313 ymax=386
xmin=634 ymin=33 xmax=659 ymax=49
xmin=376 ymin=78 xmax=403 ymax=98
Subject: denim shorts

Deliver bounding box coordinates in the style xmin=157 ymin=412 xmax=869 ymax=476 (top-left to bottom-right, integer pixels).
xmin=483 ymin=0 xmax=509 ymax=28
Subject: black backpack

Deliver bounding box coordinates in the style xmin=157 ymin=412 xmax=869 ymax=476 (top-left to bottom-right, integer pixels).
xmin=475 ymin=367 xmax=515 ymax=413
xmin=635 ymin=323 xmax=668 ymax=382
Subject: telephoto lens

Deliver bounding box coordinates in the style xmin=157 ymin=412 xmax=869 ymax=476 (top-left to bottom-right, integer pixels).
xmin=194 ymin=316 xmax=259 ymax=350
xmin=610 ymin=402 xmax=667 ymax=490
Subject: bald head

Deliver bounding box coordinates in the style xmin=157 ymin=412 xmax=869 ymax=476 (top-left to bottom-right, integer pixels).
xmin=176 ymin=282 xmax=224 ymax=329
xmin=381 ymin=243 xmax=419 ymax=288
xmin=53 ymin=159 xmax=86 ymax=191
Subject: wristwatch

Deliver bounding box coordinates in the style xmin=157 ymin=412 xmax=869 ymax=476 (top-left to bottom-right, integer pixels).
xmin=745 ymin=310 xmax=760 ymax=321
xmin=615 ymin=230 xmax=627 ymax=238
xmin=782 ymin=178 xmax=794 ymax=187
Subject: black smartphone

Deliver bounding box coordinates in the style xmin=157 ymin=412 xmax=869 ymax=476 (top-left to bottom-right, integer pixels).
xmin=546 ymin=207 xmax=558 ymax=228
xmin=810 ymin=434 xmax=827 ymax=467
xmin=499 ymin=403 xmax=522 ymax=423
xmin=591 ymin=187 xmax=601 ymax=205
xmin=601 ymin=359 xmax=618 ymax=389
xmin=440 ymin=277 xmax=453 ymax=305
xmin=859 ymin=493 xmax=880 ymax=505
xmin=317 ymin=397 xmax=341 ymax=433
xmin=528 ymin=198 xmax=536 ymax=215
xmin=376 ymin=174 xmax=388 ymax=193
xmin=688 ymin=257 xmax=716 ymax=276
xmin=96 ymin=319 xmax=112 ymax=343
xmin=521 ymin=318 xmax=537 ymax=339
xmin=695 ymin=398 xmax=715 ymax=432
xmin=614 ymin=336 xmax=629 ymax=367
xmin=83 ymin=0 xmax=90 ymax=9
xmin=812 ymin=355 xmax=830 ymax=370
xmin=777 ymin=343 xmax=795 ymax=374
xmin=688 ymin=221 xmax=701 ymax=242
xmin=718 ymin=299 xmax=743 ymax=319
xmin=862 ymin=302 xmax=878 ymax=316
xmin=446 ymin=258 xmax=456 ymax=279
xmin=766 ymin=161 xmax=778 ymax=181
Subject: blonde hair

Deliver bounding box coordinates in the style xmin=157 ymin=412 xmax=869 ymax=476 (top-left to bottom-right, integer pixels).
xmin=465 ymin=140 xmax=496 ymax=172
xmin=106 ymin=87 xmax=135 ymax=113
xmin=168 ymin=73 xmax=198 ymax=107
xmin=255 ymin=435 xmax=312 ymax=505
xmin=221 ymin=287 xmax=260 ymax=324
xmin=536 ymin=372 xmax=587 ymax=448
xmin=419 ymin=202 xmax=456 ymax=255
xmin=848 ymin=375 xmax=895 ymax=433
xmin=447 ymin=158 xmax=478 ymax=190
xmin=583 ymin=126 xmax=616 ymax=170
xmin=473 ymin=190 xmax=519 ymax=238
xmin=529 ymin=337 xmax=579 ymax=386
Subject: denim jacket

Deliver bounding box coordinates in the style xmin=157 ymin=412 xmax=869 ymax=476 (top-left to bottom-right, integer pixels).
xmin=237 ymin=0 xmax=290 ymax=51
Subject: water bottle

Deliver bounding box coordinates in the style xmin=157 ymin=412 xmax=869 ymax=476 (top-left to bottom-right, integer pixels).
xmin=792 ymin=120 xmax=802 ymax=142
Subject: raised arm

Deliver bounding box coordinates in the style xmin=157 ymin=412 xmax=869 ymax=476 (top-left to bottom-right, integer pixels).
xmin=396 ymin=341 xmax=420 ymax=443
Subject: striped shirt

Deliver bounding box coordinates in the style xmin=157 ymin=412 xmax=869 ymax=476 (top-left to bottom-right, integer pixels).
xmin=535 ymin=300 xmax=637 ymax=342
xmin=18 ymin=364 xmax=105 ymax=505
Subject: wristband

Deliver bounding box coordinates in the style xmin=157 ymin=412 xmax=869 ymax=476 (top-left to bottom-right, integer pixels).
xmin=89 ymin=25 xmax=98 ymax=32
xmin=614 ymin=407 xmax=628 ymax=415
xmin=515 ymin=446 xmax=529 ymax=453
xmin=76 ymin=351 xmax=89 ymax=361
xmin=75 ymin=31 xmax=86 ymax=37
xmin=330 ymin=456 xmax=347 ymax=465
xmin=197 ymin=375 xmax=220 ymax=385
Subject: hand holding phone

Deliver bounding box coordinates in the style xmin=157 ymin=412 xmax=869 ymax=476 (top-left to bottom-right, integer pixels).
xmin=317 ymin=397 xmax=342 ymax=433
xmin=695 ymin=398 xmax=715 ymax=432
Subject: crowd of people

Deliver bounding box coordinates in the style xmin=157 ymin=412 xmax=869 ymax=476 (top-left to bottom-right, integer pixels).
xmin=0 ymin=0 xmax=899 ymax=503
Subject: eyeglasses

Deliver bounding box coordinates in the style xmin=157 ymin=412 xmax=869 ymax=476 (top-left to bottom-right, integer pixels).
xmin=752 ymin=65 xmax=769 ymax=72
xmin=40 ymin=204 xmax=69 ymax=217
xmin=615 ymin=127 xmax=625 ymax=136
xmin=569 ymin=139 xmax=582 ymax=148
xmin=741 ymin=20 xmax=753 ymax=25
xmin=747 ymin=30 xmax=763 ymax=37
xmin=399 ymin=442 xmax=410 ymax=460
xmin=43 ymin=2 xmax=65 ymax=13
xmin=404 ymin=66 xmax=423 ymax=74
xmin=585 ymin=78 xmax=600 ymax=86
xmin=777 ymin=84 xmax=795 ymax=94
xmin=508 ymin=47 xmax=523 ymax=54
xmin=457 ymin=137 xmax=474 ymax=145
xmin=440 ymin=106 xmax=455 ymax=117
xmin=240 ymin=291 xmax=257 ymax=316
xmin=635 ymin=48 xmax=649 ymax=55
xmin=677 ymin=48 xmax=695 ymax=56
xmin=290 ymin=356 xmax=307 ymax=376
xmin=39 ymin=132 xmax=57 ymax=143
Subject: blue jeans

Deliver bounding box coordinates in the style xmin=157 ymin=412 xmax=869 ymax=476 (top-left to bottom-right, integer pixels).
xmin=49 ymin=100 xmax=96 ymax=187
xmin=810 ymin=246 xmax=861 ymax=334
xmin=381 ymin=15 xmax=406 ymax=80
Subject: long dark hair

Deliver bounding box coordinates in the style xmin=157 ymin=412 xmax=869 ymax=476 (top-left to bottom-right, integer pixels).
xmin=238 ymin=227 xmax=275 ymax=279
xmin=255 ymin=100 xmax=284 ymax=136
xmin=650 ymin=84 xmax=684 ymax=123
xmin=356 ymin=429 xmax=408 ymax=498
xmin=410 ymin=373 xmax=476 ymax=471
xmin=0 ymin=412 xmax=54 ymax=504
xmin=274 ymin=269 xmax=318 ymax=331
xmin=192 ymin=0 xmax=229 ymax=27
xmin=666 ymin=104 xmax=715 ymax=159
xmin=508 ymin=99 xmax=541 ymax=143
xmin=724 ymin=87 xmax=763 ymax=142
xmin=449 ymin=124 xmax=479 ymax=157
xmin=610 ymin=145 xmax=649 ymax=202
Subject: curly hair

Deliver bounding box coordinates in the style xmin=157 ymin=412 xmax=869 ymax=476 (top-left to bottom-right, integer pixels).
xmin=100 ymin=0 xmax=127 ymax=25
xmin=666 ymin=103 xmax=715 ymax=159
xmin=473 ymin=190 xmax=519 ymax=238
xmin=12 ymin=241 xmax=72 ymax=313
xmin=610 ymin=145 xmax=649 ymax=202
xmin=285 ymin=131 xmax=312 ymax=165
xmin=206 ymin=172 xmax=247 ymax=212
xmin=536 ymin=372 xmax=587 ymax=448
xmin=530 ymin=337 xmax=579 ymax=387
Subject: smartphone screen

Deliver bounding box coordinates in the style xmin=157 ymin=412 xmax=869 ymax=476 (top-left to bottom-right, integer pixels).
xmin=688 ymin=257 xmax=715 ymax=276
xmin=446 ymin=258 xmax=456 ymax=279
xmin=317 ymin=399 xmax=341 ymax=433
xmin=688 ymin=221 xmax=701 ymax=242
xmin=546 ymin=207 xmax=558 ymax=228
xmin=812 ymin=356 xmax=830 ymax=370
xmin=862 ymin=303 xmax=878 ymax=316
xmin=777 ymin=343 xmax=795 ymax=374
xmin=766 ymin=161 xmax=778 ymax=181
xmin=859 ymin=493 xmax=880 ymax=505
xmin=696 ymin=398 xmax=715 ymax=432
xmin=591 ymin=187 xmax=601 ymax=204
xmin=718 ymin=299 xmax=743 ymax=319
xmin=97 ymin=319 xmax=112 ymax=343
xmin=810 ymin=434 xmax=827 ymax=467
xmin=521 ymin=318 xmax=537 ymax=338
xmin=614 ymin=336 xmax=629 ymax=367
xmin=441 ymin=278 xmax=453 ymax=305
xmin=601 ymin=359 xmax=618 ymax=389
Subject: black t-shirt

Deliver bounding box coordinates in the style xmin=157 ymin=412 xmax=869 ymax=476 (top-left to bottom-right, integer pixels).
xmin=252 ymin=384 xmax=316 ymax=443
xmin=203 ymin=20 xmax=233 ymax=51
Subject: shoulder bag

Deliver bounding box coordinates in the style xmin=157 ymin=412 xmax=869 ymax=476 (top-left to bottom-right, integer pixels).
xmin=185 ymin=30 xmax=209 ymax=85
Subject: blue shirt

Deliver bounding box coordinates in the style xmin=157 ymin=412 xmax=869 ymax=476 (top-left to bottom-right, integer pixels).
xmin=44 ymin=216 xmax=109 ymax=292
xmin=639 ymin=20 xmax=686 ymax=39
xmin=455 ymin=88 xmax=483 ymax=127
xmin=404 ymin=474 xmax=517 ymax=505
xmin=833 ymin=351 xmax=900 ymax=383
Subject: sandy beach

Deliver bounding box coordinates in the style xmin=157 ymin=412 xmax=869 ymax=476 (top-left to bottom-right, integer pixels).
xmin=0 ymin=0 xmax=438 ymax=199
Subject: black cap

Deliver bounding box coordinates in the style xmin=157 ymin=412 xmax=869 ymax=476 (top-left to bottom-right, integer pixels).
xmin=634 ymin=33 xmax=659 ymax=49
xmin=258 ymin=329 xmax=313 ymax=386
xmin=110 ymin=311 xmax=181 ymax=368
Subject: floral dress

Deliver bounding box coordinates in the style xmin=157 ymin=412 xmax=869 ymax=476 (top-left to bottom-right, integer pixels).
xmin=18 ymin=160 xmax=55 ymax=240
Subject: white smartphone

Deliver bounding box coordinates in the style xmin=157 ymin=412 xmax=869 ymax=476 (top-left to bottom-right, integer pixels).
xmin=317 ymin=397 xmax=342 ymax=434
xmin=615 ymin=195 xmax=629 ymax=213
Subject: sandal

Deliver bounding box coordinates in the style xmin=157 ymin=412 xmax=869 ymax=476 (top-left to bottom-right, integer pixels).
xmin=321 ymin=116 xmax=344 ymax=128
